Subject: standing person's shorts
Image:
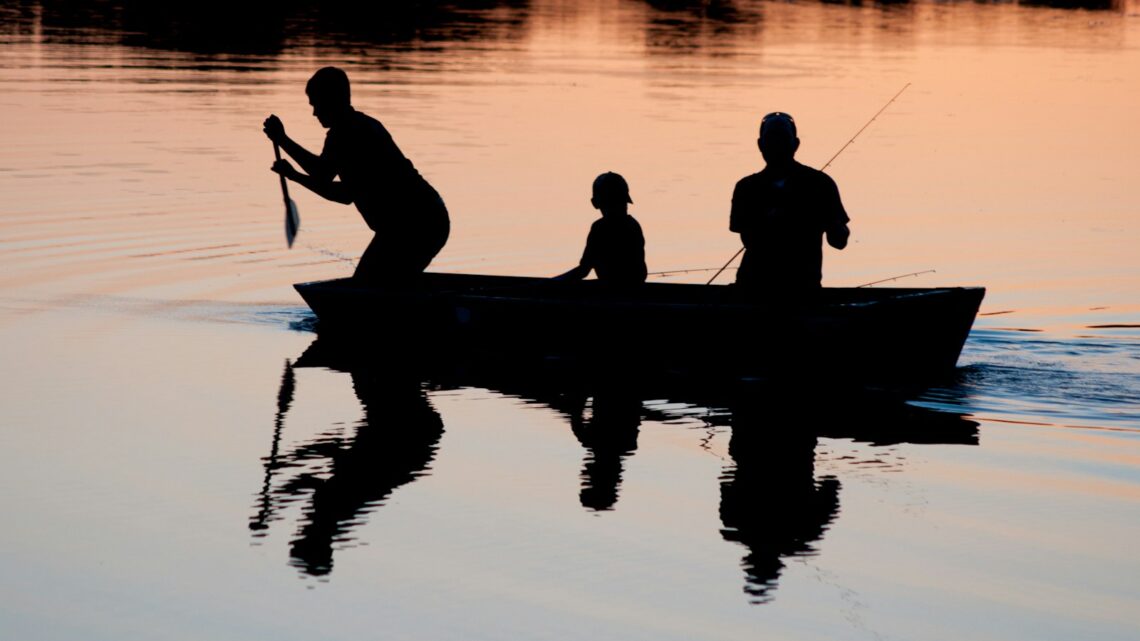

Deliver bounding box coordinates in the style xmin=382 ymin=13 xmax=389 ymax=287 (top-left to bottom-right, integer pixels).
xmin=354 ymin=194 xmax=449 ymax=283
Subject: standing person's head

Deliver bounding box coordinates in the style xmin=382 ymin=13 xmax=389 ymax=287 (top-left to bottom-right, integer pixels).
xmin=591 ymin=172 xmax=633 ymax=216
xmin=306 ymin=67 xmax=352 ymax=128
xmin=757 ymin=112 xmax=799 ymax=166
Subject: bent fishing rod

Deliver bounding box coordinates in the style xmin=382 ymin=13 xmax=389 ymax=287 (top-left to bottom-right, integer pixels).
xmin=705 ymin=82 xmax=912 ymax=286
xmin=856 ymin=269 xmax=935 ymax=288
xmin=651 ymin=265 xmax=933 ymax=287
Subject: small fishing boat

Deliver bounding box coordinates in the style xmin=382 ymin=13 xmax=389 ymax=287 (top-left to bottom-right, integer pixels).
xmin=294 ymin=273 xmax=985 ymax=381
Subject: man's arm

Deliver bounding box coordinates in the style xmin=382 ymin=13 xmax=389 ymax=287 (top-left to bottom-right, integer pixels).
xmin=825 ymin=221 xmax=849 ymax=250
xmin=263 ymin=115 xmax=335 ymax=182
xmin=272 ymin=159 xmax=353 ymax=204
xmin=822 ymin=175 xmax=849 ymax=250
xmin=729 ymin=180 xmax=747 ymax=235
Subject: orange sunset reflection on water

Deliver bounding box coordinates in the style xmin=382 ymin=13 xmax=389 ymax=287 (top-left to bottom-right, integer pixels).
xmin=1 ymin=0 xmax=1137 ymax=333
xmin=1 ymin=2 xmax=1139 ymax=640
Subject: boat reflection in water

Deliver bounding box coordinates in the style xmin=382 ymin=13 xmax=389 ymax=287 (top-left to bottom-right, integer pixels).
xmin=251 ymin=335 xmax=978 ymax=601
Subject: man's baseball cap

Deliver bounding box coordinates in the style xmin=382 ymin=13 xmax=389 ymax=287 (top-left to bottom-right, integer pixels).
xmin=760 ymin=112 xmax=797 ymax=138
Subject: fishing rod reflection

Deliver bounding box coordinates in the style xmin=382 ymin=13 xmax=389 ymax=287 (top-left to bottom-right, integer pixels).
xmin=250 ymin=336 xmax=978 ymax=600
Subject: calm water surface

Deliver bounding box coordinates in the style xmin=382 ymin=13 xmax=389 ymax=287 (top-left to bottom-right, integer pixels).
xmin=1 ymin=1 xmax=1138 ymax=639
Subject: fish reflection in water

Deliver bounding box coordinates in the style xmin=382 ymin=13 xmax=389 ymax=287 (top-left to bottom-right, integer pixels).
xmin=253 ymin=336 xmax=978 ymax=601
xmin=250 ymin=357 xmax=443 ymax=577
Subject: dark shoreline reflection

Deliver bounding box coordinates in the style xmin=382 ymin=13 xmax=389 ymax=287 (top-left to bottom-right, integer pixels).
xmin=11 ymin=0 xmax=533 ymax=55
xmin=3 ymin=0 xmax=1126 ymax=61
xmin=259 ymin=335 xmax=979 ymax=599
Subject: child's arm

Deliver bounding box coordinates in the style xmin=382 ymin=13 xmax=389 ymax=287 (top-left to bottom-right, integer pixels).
xmin=554 ymin=263 xmax=591 ymax=280
xmin=554 ymin=234 xmax=595 ymax=280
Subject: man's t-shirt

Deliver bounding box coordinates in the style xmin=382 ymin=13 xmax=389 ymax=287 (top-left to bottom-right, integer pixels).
xmin=729 ymin=161 xmax=848 ymax=289
xmin=580 ymin=214 xmax=647 ymax=285
xmin=321 ymin=109 xmax=447 ymax=244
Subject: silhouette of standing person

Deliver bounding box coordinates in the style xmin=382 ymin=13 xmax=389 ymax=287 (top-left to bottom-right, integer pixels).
xmin=263 ymin=67 xmax=449 ymax=282
xmin=730 ymin=112 xmax=849 ymax=291
xmin=556 ymin=172 xmax=647 ymax=285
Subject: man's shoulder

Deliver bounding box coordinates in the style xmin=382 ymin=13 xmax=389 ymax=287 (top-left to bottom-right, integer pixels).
xmin=792 ymin=161 xmax=837 ymax=187
xmin=352 ymin=109 xmax=385 ymax=128
xmin=330 ymin=109 xmax=388 ymax=138
xmin=735 ymin=171 xmax=766 ymax=189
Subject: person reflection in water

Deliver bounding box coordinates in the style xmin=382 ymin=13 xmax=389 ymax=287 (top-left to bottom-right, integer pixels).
xmin=555 ymin=172 xmax=648 ymax=285
xmin=569 ymin=392 xmax=642 ymax=511
xmin=253 ymin=359 xmax=444 ymax=577
xmin=263 ymin=66 xmax=449 ymax=282
xmin=719 ymin=396 xmax=840 ymax=603
xmin=730 ymin=112 xmax=849 ymax=291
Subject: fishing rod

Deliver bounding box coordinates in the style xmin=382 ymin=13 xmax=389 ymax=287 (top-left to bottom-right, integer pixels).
xmin=648 ymin=267 xmax=732 ymax=278
xmin=705 ymin=82 xmax=912 ymax=286
xmin=856 ymin=269 xmax=935 ymax=288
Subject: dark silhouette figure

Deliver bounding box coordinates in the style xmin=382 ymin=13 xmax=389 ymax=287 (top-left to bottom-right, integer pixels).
xmin=718 ymin=395 xmax=840 ymax=604
xmin=556 ymin=172 xmax=648 ymax=285
xmin=568 ymin=392 xmax=643 ymax=511
xmin=730 ymin=112 xmax=850 ymax=291
xmin=252 ymin=358 xmax=444 ymax=577
xmin=264 ymin=67 xmax=449 ymax=282
xmin=710 ymin=385 xmax=978 ymax=603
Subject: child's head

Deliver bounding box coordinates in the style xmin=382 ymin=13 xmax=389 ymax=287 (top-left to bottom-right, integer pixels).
xmin=591 ymin=172 xmax=633 ymax=214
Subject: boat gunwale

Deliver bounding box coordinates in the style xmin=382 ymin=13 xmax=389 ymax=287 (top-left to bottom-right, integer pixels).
xmin=294 ymin=275 xmax=984 ymax=312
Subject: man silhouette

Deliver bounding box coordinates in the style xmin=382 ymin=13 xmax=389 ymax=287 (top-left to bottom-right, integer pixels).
xmin=263 ymin=67 xmax=449 ymax=281
xmin=730 ymin=112 xmax=849 ymax=291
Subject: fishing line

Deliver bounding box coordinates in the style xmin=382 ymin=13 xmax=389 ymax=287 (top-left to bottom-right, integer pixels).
xmin=705 ymin=82 xmax=913 ymax=286
xmin=301 ymin=238 xmax=358 ymax=268
xmin=856 ymin=269 xmax=935 ymax=288
xmin=648 ymin=267 xmax=734 ymax=278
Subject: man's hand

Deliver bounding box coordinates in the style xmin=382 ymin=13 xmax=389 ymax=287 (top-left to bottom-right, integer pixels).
xmin=271 ymin=158 xmax=298 ymax=180
xmin=263 ymin=115 xmax=287 ymax=145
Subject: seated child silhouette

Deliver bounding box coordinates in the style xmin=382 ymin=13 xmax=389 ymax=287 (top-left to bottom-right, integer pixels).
xmin=555 ymin=172 xmax=647 ymax=285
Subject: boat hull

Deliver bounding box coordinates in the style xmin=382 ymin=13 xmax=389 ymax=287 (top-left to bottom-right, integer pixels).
xmin=294 ymin=273 xmax=985 ymax=382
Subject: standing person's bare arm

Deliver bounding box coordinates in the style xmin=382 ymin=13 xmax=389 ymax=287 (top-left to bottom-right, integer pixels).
xmin=263 ymin=115 xmax=350 ymax=204
xmin=826 ymin=221 xmax=849 ymax=249
xmin=822 ymin=176 xmax=850 ymax=250
xmin=263 ymin=115 xmax=334 ymax=182
xmin=270 ymin=158 xmax=353 ymax=205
